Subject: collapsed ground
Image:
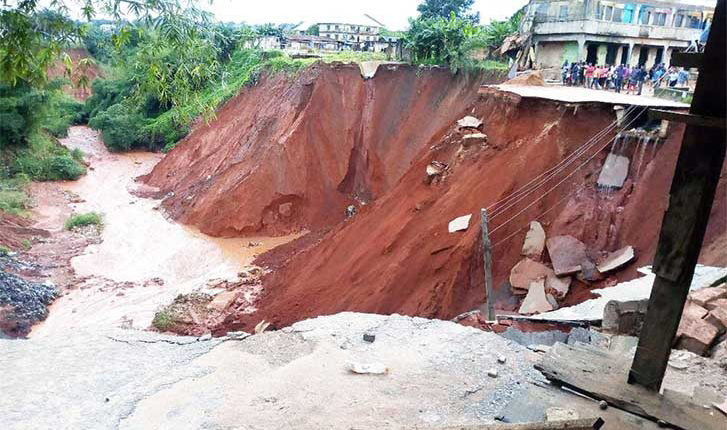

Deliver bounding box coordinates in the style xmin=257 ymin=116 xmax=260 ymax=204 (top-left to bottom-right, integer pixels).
xmin=1 ymin=61 xmax=726 ymax=428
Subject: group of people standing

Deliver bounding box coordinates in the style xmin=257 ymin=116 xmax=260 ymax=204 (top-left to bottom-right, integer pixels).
xmin=561 ymin=61 xmax=690 ymax=95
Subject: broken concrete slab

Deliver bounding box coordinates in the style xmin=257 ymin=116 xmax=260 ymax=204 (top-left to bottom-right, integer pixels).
xmin=518 ymin=279 xmax=554 ymax=315
xmin=597 ymin=153 xmax=630 ymax=189
xmin=690 ymin=285 xmax=727 ymax=307
xmin=545 ymin=273 xmax=571 ymax=299
xmin=509 ymin=258 xmax=570 ymax=299
xmin=676 ymin=301 xmax=719 ymax=356
xmin=527 ymin=265 xmax=727 ymax=322
xmin=705 ymin=307 xmax=727 ymax=333
xmin=509 ymin=258 xmax=551 ymax=291
xmin=521 ymin=221 xmax=546 ymax=259
xmin=425 ymin=161 xmax=447 ymax=184
xmin=602 ymin=299 xmax=649 ymax=335
xmin=597 ymin=246 xmax=636 ymax=274
xmin=457 ymin=116 xmax=482 ymax=129
xmin=547 ymin=235 xmax=587 ymax=276
xmin=448 ymin=214 xmax=472 ymax=233
xmin=461 ymin=133 xmax=487 ymax=147
xmin=705 ymin=298 xmax=727 ymax=312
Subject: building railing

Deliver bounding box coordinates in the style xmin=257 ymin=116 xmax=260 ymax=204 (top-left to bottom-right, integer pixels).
xmin=532 ymin=17 xmax=703 ymax=42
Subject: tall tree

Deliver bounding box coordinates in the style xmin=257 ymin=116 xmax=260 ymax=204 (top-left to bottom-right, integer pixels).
xmin=416 ymin=0 xmax=480 ymax=23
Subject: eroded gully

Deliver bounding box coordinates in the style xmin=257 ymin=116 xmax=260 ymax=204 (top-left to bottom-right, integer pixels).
xmin=30 ymin=126 xmax=297 ymax=337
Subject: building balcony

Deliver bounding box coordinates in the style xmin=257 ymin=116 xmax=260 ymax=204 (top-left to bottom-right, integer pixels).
xmin=532 ymin=18 xmax=703 ymax=43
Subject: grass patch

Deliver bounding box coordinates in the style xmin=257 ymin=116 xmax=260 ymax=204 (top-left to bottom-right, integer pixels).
xmin=0 ymin=176 xmax=31 ymax=217
xmin=64 ymin=212 xmax=103 ymax=230
xmin=70 ymin=148 xmax=84 ymax=162
xmin=0 ymin=245 xmax=10 ymax=255
xmin=151 ymin=309 xmax=175 ymax=330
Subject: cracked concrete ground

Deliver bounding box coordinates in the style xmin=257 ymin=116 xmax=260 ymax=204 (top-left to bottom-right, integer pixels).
xmin=1 ymin=313 xmax=540 ymax=430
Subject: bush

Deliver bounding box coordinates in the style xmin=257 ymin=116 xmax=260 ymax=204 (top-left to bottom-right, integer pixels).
xmin=70 ymin=148 xmax=84 ymax=161
xmin=0 ymin=83 xmax=49 ymax=148
xmin=11 ymin=134 xmax=86 ymax=181
xmin=64 ymin=212 xmax=103 ymax=230
xmin=88 ymin=103 xmax=147 ymax=151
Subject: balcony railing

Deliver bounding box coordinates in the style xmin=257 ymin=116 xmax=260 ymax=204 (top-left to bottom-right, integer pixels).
xmin=532 ymin=18 xmax=703 ymax=42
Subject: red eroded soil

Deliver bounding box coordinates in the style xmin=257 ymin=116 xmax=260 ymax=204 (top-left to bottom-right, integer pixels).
xmin=144 ymin=63 xmax=506 ymax=237
xmin=47 ymin=48 xmax=100 ymax=100
xmin=233 ymin=94 xmax=725 ymax=331
xmin=144 ymin=64 xmax=725 ymax=332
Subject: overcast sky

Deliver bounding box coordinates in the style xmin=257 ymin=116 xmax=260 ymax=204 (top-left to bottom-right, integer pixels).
xmin=202 ymin=0 xmax=530 ymax=30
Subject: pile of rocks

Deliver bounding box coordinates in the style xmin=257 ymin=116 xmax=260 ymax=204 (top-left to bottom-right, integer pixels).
xmin=510 ymin=221 xmax=635 ymax=315
xmin=0 ymin=266 xmax=57 ymax=337
xmin=151 ymin=265 xmax=266 ymax=336
xmin=675 ymin=283 xmax=727 ymax=356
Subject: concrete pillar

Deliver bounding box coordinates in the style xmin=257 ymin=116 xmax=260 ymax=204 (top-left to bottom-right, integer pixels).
xmin=663 ymin=44 xmax=672 ymax=66
xmin=577 ymin=37 xmax=586 ymax=62
xmin=626 ymin=42 xmax=635 ymax=66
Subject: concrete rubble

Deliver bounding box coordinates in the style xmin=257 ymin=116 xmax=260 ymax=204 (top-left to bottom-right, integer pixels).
xmin=448 ymin=214 xmax=472 ymax=233
xmin=457 ymin=115 xmax=482 ymax=129
xmin=528 ymin=265 xmax=727 ymax=322
xmin=546 ymin=235 xmax=588 ymax=276
xmin=461 ymin=133 xmax=488 ymax=147
xmin=518 ymin=279 xmax=554 ymax=315
xmin=521 ymin=221 xmax=545 ymax=259
xmin=597 ymin=153 xmax=631 ymax=189
xmin=597 ymin=245 xmax=636 ymax=274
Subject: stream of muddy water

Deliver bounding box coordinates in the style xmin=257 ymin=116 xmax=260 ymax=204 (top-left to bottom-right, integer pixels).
xmin=30 ymin=127 xmax=296 ymax=337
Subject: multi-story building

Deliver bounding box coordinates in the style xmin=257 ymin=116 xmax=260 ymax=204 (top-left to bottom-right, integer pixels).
xmin=521 ymin=0 xmax=715 ymax=68
xmin=317 ymin=19 xmax=398 ymax=52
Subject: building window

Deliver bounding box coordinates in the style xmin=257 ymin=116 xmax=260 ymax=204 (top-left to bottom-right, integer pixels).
xmin=335 ymin=24 xmax=339 ymax=30
xmin=689 ymin=16 xmax=700 ymax=28
xmin=604 ymin=5 xmax=613 ymax=21
xmin=612 ymin=8 xmax=623 ymax=22
xmin=674 ymin=14 xmax=684 ymax=27
xmin=654 ymin=12 xmax=667 ymax=26
xmin=639 ymin=7 xmax=652 ymax=25
xmin=559 ymin=5 xmax=568 ymax=19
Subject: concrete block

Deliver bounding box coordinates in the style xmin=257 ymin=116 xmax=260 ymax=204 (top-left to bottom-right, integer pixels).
xmin=448 ymin=214 xmax=471 ymax=233
xmin=597 ymin=153 xmax=630 ymax=189
xmin=602 ymin=299 xmax=649 ymax=335
xmin=518 ymin=278 xmax=554 ymax=315
xmin=521 ymin=221 xmax=545 ymax=259
xmin=547 ymin=235 xmax=587 ymax=276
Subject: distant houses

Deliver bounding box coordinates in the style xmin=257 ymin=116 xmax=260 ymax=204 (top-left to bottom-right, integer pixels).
xmin=247 ymin=16 xmax=401 ymax=57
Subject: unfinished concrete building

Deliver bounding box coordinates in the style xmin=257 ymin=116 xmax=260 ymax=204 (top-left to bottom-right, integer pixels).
xmin=522 ymin=0 xmax=715 ymax=68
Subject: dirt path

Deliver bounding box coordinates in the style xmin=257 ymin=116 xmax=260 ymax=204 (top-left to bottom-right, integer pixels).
xmin=30 ymin=126 xmax=297 ymax=337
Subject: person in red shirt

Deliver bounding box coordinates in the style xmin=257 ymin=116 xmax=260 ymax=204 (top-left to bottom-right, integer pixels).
xmin=585 ymin=64 xmax=595 ymax=88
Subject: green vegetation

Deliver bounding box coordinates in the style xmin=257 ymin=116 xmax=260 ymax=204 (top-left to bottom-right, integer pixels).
xmin=64 ymin=212 xmax=104 ymax=230
xmin=151 ymin=309 xmax=175 ymax=331
xmin=0 ymin=245 xmax=10 ymax=256
xmin=0 ymin=176 xmax=30 ymax=217
xmin=417 ymin=0 xmax=480 ymax=23
xmin=405 ymin=0 xmax=521 ymax=71
xmin=11 ymin=134 xmax=86 ymax=181
xmin=21 ymin=239 xmax=31 ymax=250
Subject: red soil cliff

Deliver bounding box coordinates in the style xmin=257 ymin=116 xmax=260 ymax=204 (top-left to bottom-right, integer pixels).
xmin=144 ymin=65 xmax=725 ymax=332
xmin=144 ymin=63 xmax=505 ymax=236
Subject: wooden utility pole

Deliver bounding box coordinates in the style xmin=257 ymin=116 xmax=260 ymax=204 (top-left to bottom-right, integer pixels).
xmin=628 ymin=0 xmax=726 ymax=391
xmin=480 ymin=209 xmax=495 ymax=321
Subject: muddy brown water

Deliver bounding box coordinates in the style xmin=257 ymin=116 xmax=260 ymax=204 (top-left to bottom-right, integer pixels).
xmin=30 ymin=126 xmax=298 ymax=337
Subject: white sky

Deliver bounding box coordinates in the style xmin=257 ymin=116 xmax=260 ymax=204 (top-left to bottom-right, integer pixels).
xmin=203 ymin=0 xmax=530 ymax=30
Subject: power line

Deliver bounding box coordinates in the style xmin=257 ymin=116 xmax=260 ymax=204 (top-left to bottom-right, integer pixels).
xmin=488 ymin=104 xmax=649 ymax=237
xmin=486 ymin=104 xmax=639 ymax=219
